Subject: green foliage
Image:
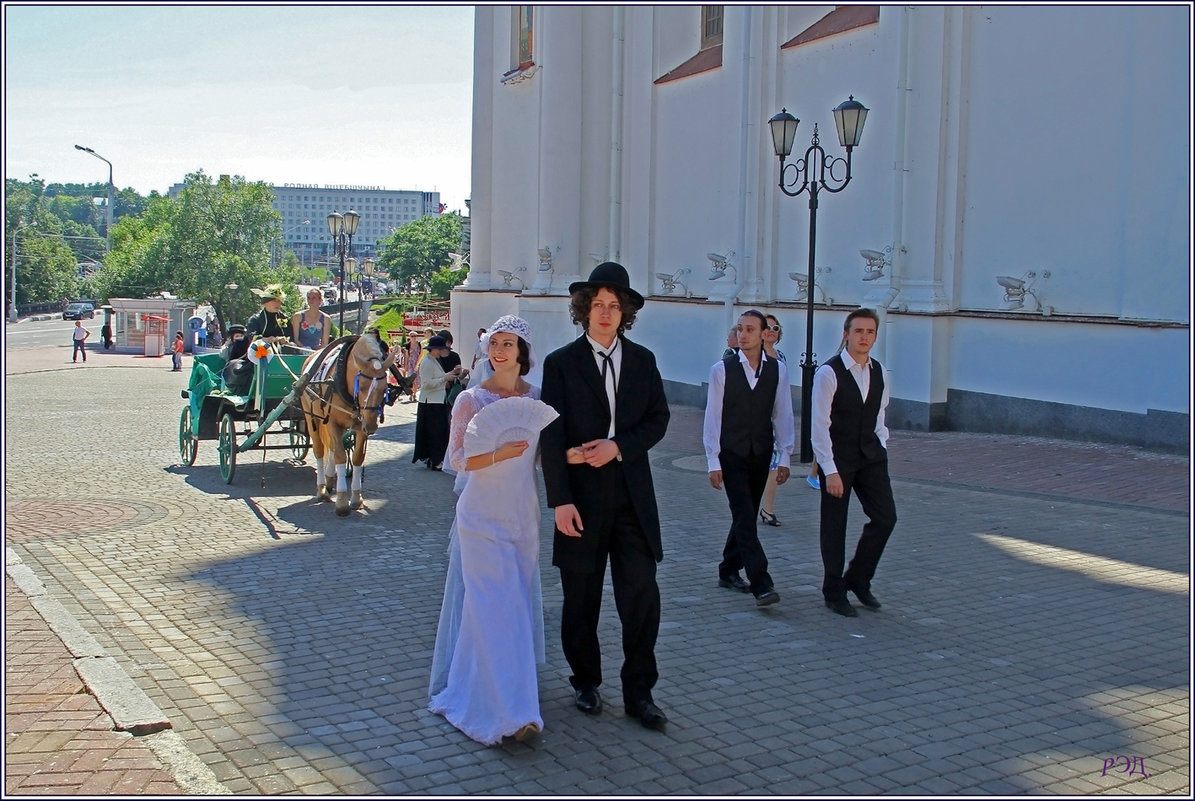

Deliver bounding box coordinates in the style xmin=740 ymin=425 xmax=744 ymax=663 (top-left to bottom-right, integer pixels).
xmin=429 ymin=265 xmax=469 ymax=299
xmin=376 ymin=212 xmax=463 ymax=295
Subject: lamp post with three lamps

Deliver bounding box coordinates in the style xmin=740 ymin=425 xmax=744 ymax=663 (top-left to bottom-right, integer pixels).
xmin=327 ymin=209 xmax=360 ymax=334
xmin=769 ymin=95 xmax=869 ymax=463
xmin=73 ymin=145 xmax=114 ymax=252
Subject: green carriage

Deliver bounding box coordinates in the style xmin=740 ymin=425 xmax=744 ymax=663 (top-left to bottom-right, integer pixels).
xmin=178 ymin=348 xmax=313 ymax=483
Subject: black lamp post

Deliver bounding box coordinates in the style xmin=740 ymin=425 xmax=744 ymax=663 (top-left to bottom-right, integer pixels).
xmin=327 ymin=209 xmax=360 ymax=334
xmin=770 ymin=95 xmax=869 ymax=463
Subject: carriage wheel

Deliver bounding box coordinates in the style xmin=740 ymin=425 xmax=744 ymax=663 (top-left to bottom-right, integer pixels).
xmin=178 ymin=407 xmax=198 ymax=466
xmin=218 ymin=412 xmax=238 ymax=484
xmin=289 ymin=420 xmax=310 ymax=461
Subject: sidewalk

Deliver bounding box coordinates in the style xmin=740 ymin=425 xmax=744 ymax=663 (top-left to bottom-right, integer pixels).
xmin=3 ymin=348 xmax=1190 ymax=795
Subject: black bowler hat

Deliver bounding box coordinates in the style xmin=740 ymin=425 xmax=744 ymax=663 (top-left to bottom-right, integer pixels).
xmin=569 ymin=262 xmax=644 ymax=310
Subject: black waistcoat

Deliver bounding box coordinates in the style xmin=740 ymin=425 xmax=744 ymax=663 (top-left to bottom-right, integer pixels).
xmin=720 ymin=353 xmax=779 ymax=458
xmin=828 ymin=354 xmax=886 ymax=472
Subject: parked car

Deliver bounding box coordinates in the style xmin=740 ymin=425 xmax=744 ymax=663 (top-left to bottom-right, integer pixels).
xmin=63 ymin=302 xmax=95 ymax=320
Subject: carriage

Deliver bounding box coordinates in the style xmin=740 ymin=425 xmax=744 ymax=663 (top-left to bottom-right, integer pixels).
xmin=177 ymin=346 xmax=313 ymax=484
xmin=178 ymin=333 xmax=404 ymax=515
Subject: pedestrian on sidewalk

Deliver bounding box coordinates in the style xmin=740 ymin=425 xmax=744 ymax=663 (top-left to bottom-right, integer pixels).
xmin=703 ymin=310 xmax=794 ymax=608
xmin=812 ymin=307 xmax=897 ymax=618
xmin=71 ymin=320 xmax=90 ymax=362
xmin=758 ymin=313 xmax=788 ymax=527
xmin=171 ymin=331 xmax=184 ymax=371
xmin=541 ymin=262 xmax=671 ymax=732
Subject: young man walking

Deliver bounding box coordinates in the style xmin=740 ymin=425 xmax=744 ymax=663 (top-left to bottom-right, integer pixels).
xmin=541 ymin=262 xmax=671 ymax=731
xmin=812 ymin=307 xmax=897 ymax=617
xmin=703 ymin=310 xmax=794 ymax=607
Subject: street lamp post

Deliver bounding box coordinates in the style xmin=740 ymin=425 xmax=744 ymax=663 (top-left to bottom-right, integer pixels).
xmin=273 ymin=219 xmax=310 ymax=269
xmin=769 ymin=96 xmax=869 ymax=463
xmin=362 ymin=257 xmax=375 ymax=298
xmin=9 ymin=221 xmax=37 ymax=322
xmin=326 ymin=209 xmax=360 ymax=334
xmin=74 ymin=145 xmax=114 ymax=252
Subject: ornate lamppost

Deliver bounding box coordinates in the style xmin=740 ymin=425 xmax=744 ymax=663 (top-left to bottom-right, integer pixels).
xmin=326 ymin=209 xmax=360 ymax=334
xmin=769 ymin=95 xmax=869 ymax=463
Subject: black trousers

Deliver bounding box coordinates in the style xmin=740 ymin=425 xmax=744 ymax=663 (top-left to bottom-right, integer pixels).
xmin=72 ymin=339 xmax=87 ymax=361
xmin=559 ymin=480 xmax=660 ymax=707
xmin=717 ymin=449 xmax=774 ymax=595
xmin=818 ymin=458 xmax=897 ymax=601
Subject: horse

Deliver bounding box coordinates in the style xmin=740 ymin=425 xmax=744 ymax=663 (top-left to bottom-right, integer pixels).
xmin=298 ymin=330 xmax=400 ymax=516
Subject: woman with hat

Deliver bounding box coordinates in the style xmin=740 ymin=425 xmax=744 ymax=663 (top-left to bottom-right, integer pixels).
xmin=429 ymin=315 xmax=550 ymax=744
xmin=246 ymin=285 xmax=292 ymax=345
xmin=411 ymin=335 xmax=457 ymax=470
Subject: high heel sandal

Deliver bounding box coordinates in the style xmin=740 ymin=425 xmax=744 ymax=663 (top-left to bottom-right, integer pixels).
xmin=760 ymin=510 xmax=781 ymax=527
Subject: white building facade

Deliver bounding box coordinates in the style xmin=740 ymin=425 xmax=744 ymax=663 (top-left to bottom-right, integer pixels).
xmin=453 ymin=5 xmax=1190 ymax=451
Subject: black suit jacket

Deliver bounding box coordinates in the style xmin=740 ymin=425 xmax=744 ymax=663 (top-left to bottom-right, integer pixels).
xmin=541 ymin=334 xmax=670 ymax=571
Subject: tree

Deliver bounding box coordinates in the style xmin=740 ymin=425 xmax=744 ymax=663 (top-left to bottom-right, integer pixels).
xmin=91 ymin=171 xmax=290 ymax=327
xmin=376 ymin=212 xmax=463 ymax=295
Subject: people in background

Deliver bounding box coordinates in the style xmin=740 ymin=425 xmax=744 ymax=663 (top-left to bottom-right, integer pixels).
xmin=71 ymin=320 xmax=90 ymax=363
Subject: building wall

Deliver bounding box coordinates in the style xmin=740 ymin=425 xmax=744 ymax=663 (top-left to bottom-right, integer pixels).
xmin=455 ymin=5 xmax=1191 ymax=451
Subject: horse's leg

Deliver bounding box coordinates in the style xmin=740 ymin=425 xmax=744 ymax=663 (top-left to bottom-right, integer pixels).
xmin=307 ymin=416 xmax=328 ymax=499
xmin=331 ymin=418 xmax=351 ymax=516
xmin=349 ymin=429 xmax=368 ymax=510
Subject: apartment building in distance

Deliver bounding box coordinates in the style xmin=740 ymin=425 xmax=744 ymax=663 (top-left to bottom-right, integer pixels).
xmin=271 ymin=184 xmax=443 ymax=265
xmin=169 ymin=180 xmax=444 ymax=265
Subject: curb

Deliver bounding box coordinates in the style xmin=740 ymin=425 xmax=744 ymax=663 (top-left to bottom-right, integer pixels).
xmin=4 ymin=546 xmax=231 ymax=795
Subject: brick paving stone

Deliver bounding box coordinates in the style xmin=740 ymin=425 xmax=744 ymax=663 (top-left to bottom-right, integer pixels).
xmin=3 ymin=345 xmax=1190 ymax=795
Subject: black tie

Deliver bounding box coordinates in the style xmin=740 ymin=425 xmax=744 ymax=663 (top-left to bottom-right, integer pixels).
xmin=596 ymin=344 xmax=617 ymax=420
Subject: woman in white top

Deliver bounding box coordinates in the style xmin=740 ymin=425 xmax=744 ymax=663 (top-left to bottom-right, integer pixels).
xmin=429 ymin=315 xmax=546 ymax=745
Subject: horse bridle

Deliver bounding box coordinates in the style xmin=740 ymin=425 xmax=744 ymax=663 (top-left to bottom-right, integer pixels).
xmin=351 ymin=364 xmax=392 ymax=425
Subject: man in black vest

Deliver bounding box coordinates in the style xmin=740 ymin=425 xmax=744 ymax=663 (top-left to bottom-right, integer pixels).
xmin=703 ymin=310 xmax=795 ymax=607
xmin=812 ymin=307 xmax=897 ymax=617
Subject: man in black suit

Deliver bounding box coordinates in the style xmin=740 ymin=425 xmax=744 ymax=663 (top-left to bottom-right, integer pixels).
xmin=812 ymin=307 xmax=897 ymax=617
xmin=541 ymin=262 xmax=671 ymax=731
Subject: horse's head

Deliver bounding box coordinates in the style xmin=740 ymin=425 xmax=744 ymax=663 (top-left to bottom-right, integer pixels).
xmin=349 ymin=334 xmax=394 ymax=434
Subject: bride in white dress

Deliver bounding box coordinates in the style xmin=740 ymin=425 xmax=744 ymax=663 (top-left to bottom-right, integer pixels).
xmin=428 ymin=316 xmax=554 ymax=745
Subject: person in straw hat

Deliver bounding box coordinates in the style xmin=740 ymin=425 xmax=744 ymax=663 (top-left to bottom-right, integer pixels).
xmin=246 ymin=284 xmax=292 ymax=345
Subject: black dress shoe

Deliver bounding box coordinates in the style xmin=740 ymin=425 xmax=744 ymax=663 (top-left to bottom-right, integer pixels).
xmin=754 ymin=588 xmax=780 ymax=607
xmin=825 ymin=597 xmax=859 ymax=617
xmin=847 ymin=585 xmax=882 ymax=610
xmin=718 ymin=573 xmax=750 ymax=593
xmin=574 ymin=687 xmax=602 ymax=715
xmin=626 ymin=701 xmax=667 ymax=731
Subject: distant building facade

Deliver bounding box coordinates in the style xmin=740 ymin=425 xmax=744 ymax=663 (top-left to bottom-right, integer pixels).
xmin=452 ymin=5 xmax=1189 ymax=451
xmin=169 ymin=181 xmax=444 ymax=265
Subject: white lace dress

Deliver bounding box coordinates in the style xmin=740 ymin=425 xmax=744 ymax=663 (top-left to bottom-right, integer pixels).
xmin=427 ymin=385 xmax=546 ymax=745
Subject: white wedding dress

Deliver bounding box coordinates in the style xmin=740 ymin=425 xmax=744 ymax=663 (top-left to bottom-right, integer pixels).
xmin=428 ymin=386 xmax=546 ymax=745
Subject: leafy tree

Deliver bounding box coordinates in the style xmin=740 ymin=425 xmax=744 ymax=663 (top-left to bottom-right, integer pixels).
xmin=428 ymin=265 xmax=469 ymax=299
xmin=376 ymin=212 xmax=463 ymax=295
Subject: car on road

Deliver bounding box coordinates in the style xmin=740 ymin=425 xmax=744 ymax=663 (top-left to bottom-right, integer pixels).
xmin=62 ymin=302 xmax=95 ymax=320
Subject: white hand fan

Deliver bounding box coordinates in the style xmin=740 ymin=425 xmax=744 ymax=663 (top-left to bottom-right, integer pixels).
xmin=464 ymin=396 xmax=559 ymax=458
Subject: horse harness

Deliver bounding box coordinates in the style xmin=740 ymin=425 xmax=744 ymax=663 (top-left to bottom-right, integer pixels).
xmin=302 ymin=335 xmax=393 ymax=427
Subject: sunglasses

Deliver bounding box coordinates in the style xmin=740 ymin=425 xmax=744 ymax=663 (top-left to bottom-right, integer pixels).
xmin=767 ymin=324 xmax=782 ymax=332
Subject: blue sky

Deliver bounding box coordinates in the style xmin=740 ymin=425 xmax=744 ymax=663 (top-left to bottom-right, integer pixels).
xmin=3 ymin=4 xmax=475 ymax=212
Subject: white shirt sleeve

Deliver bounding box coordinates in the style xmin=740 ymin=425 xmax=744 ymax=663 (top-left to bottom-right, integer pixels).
xmin=771 ymin=359 xmax=795 ymax=468
xmin=876 ymin=366 xmax=890 ymax=449
xmin=811 ymin=360 xmax=838 ymax=475
xmin=702 ymin=361 xmax=726 ymax=472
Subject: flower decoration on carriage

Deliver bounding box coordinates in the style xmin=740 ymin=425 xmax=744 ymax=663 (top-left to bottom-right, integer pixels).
xmin=247 ymin=339 xmax=273 ymax=364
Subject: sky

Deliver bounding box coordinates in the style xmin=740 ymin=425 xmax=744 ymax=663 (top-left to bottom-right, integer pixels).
xmin=3 ymin=4 xmax=475 ymax=213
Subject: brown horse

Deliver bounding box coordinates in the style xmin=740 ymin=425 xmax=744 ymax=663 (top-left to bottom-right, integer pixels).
xmin=299 ymin=331 xmax=399 ymax=516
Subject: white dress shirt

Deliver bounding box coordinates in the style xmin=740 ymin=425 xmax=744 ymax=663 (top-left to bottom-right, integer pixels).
xmin=810 ymin=350 xmax=891 ymax=476
xmin=587 ymin=334 xmax=621 ymax=438
xmin=703 ymin=350 xmax=795 ymax=472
